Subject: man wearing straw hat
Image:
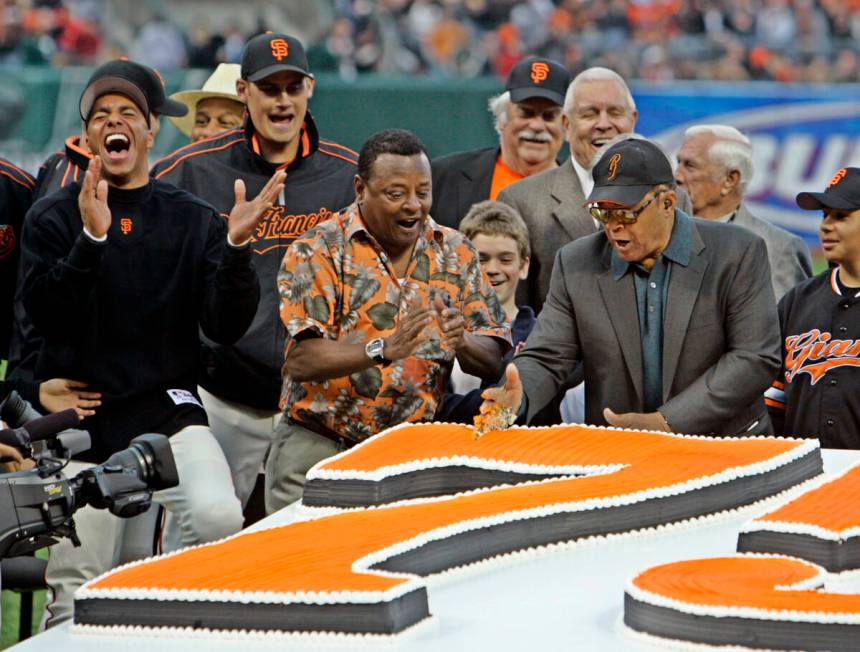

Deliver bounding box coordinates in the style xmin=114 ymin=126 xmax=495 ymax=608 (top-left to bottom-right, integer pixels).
xmin=168 ymin=63 xmax=246 ymax=143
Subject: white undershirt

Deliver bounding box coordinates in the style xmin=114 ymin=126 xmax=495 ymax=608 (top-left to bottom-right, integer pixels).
xmin=571 ymin=157 xmax=601 ymax=230
xmin=571 ymin=156 xmax=594 ymax=197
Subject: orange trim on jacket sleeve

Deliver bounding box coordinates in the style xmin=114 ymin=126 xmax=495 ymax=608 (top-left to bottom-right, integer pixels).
xmin=0 ymin=162 xmax=35 ymax=190
xmin=0 ymin=169 xmax=34 ymax=191
xmin=318 ymin=147 xmax=359 ymax=166
xmin=319 ymin=139 xmax=359 ymax=158
xmin=154 ymin=138 xmax=245 ymax=179
xmin=152 ymin=128 xmax=243 ymax=169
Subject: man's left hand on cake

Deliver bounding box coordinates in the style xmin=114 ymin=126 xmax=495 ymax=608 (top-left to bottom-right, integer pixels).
xmin=475 ymin=364 xmax=523 ymax=438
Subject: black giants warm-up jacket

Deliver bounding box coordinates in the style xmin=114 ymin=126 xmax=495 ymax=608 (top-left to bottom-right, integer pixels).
xmin=151 ymin=113 xmax=357 ymax=411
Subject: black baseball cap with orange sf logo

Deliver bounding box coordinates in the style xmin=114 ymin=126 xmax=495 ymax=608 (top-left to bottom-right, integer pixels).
xmin=796 ymin=167 xmax=860 ymax=212
xmin=505 ymin=56 xmax=570 ymax=106
xmin=241 ymin=32 xmax=314 ymax=83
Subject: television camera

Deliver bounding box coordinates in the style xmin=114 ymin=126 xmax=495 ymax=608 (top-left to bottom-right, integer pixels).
xmin=0 ymin=391 xmax=178 ymax=559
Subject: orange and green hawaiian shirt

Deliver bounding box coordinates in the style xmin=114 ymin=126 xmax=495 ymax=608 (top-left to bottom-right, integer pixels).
xmin=278 ymin=204 xmax=510 ymax=443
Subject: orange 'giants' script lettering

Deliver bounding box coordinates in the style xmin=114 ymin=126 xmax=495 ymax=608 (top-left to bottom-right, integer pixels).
xmin=784 ymin=329 xmax=860 ymax=385
xmin=76 ymin=423 xmax=820 ymax=635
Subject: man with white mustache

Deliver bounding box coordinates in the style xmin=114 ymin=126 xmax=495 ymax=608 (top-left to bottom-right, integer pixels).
xmin=431 ymin=56 xmax=570 ymax=230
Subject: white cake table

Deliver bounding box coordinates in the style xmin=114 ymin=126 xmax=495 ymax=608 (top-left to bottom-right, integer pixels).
xmin=10 ymin=449 xmax=859 ymax=652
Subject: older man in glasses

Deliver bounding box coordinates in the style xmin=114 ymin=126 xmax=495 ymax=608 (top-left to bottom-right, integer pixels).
xmin=480 ymin=137 xmax=781 ymax=437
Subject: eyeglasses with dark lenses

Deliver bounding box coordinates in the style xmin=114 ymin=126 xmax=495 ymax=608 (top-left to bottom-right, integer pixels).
xmin=589 ymin=191 xmax=663 ymax=225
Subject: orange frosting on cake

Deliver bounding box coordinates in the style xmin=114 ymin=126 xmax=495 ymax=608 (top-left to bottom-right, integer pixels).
xmin=633 ymin=556 xmax=860 ymax=614
xmin=755 ymin=462 xmax=860 ymax=533
xmin=318 ymin=423 xmax=799 ymax=473
xmin=87 ymin=424 xmax=811 ymax=597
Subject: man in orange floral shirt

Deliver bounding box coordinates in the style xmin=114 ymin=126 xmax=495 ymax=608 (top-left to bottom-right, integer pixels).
xmin=268 ymin=129 xmax=511 ymax=512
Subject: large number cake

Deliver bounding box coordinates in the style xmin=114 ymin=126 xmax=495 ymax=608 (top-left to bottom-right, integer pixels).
xmin=624 ymin=462 xmax=860 ymax=650
xmin=738 ymin=461 xmax=860 ymax=572
xmin=73 ymin=422 xmax=822 ymax=637
xmin=625 ymin=555 xmax=860 ymax=651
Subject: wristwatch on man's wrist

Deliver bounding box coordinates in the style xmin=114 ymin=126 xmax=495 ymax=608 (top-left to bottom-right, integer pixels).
xmin=365 ymin=337 xmax=387 ymax=364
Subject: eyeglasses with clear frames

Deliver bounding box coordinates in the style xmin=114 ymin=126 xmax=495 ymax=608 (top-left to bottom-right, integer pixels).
xmin=588 ymin=190 xmax=664 ymax=225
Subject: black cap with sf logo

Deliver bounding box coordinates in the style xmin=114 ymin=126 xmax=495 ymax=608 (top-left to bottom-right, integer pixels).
xmin=796 ymin=167 xmax=860 ymax=211
xmin=505 ymin=56 xmax=570 ymax=106
xmin=241 ymin=32 xmax=313 ymax=83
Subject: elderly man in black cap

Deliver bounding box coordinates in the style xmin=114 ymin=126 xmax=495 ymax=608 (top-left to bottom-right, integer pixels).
xmin=431 ymin=56 xmax=571 ymax=229
xmin=21 ymin=58 xmax=284 ymax=626
xmin=480 ymin=136 xmax=781 ymax=437
xmin=766 ymin=167 xmax=860 ymax=448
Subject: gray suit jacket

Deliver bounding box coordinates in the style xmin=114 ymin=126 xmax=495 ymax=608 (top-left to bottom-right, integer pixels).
xmin=498 ymin=161 xmax=694 ymax=313
xmin=732 ymin=203 xmax=812 ymax=300
xmin=513 ymin=212 xmax=781 ymax=436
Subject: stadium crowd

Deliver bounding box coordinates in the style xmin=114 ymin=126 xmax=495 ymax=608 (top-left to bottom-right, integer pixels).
xmin=0 ymin=25 xmax=858 ymax=634
xmin=0 ymin=0 xmax=858 ymax=82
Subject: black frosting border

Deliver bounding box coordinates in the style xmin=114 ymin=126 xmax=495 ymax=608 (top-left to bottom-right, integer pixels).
xmin=373 ymin=449 xmax=822 ymax=576
xmin=738 ymin=530 xmax=860 ymax=572
xmin=303 ymin=466 xmax=572 ymax=507
xmin=75 ymin=587 xmax=429 ymax=635
xmin=624 ymin=592 xmax=859 ymax=652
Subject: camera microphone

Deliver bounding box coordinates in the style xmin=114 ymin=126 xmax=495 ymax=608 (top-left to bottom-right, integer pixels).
xmin=0 ymin=409 xmax=80 ymax=452
xmin=19 ymin=409 xmax=79 ymax=443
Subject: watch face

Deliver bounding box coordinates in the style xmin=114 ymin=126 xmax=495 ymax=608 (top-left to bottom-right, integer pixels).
xmin=366 ymin=338 xmax=384 ymax=361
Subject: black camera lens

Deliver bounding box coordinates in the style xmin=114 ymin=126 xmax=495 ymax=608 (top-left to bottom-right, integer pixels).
xmin=102 ymin=434 xmax=178 ymax=491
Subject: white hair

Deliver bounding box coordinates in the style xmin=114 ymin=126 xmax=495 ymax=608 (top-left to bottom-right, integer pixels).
xmin=487 ymin=91 xmax=511 ymax=136
xmin=563 ymin=67 xmax=637 ymax=118
xmin=684 ymin=124 xmax=754 ymax=194
xmin=589 ymin=132 xmax=674 ymax=178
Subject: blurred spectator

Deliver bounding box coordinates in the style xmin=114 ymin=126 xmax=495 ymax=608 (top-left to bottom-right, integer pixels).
xmin=1 ymin=0 xmax=858 ymax=83
xmin=130 ymin=12 xmax=186 ymax=71
xmin=754 ymin=0 xmax=796 ymax=50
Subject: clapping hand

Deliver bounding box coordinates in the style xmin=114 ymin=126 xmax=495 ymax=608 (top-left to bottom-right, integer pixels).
xmin=78 ymin=156 xmax=111 ymax=238
xmin=382 ymin=298 xmax=433 ymax=361
xmin=433 ymin=293 xmax=465 ymax=353
xmin=227 ymin=170 xmax=287 ymax=245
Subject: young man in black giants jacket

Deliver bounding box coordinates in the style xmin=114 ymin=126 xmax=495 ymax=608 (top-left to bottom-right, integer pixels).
xmin=21 ymin=59 xmax=285 ymax=626
xmin=152 ymin=32 xmax=357 ymax=511
xmin=766 ymin=168 xmax=860 ymax=449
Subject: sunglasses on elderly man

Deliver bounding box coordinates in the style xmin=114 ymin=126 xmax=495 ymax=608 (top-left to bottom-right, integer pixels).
xmin=588 ymin=190 xmax=664 ymax=225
